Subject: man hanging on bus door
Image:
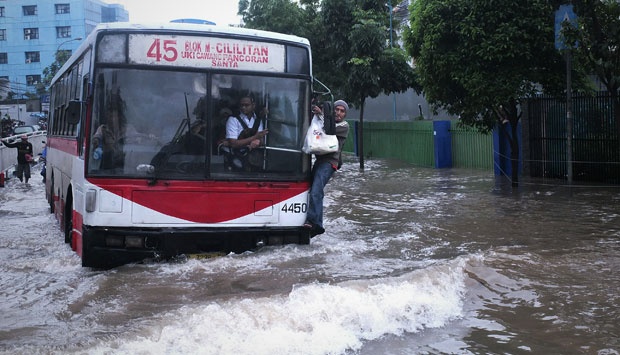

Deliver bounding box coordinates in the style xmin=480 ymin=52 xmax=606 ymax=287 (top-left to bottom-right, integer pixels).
xmin=304 ymin=100 xmax=350 ymax=237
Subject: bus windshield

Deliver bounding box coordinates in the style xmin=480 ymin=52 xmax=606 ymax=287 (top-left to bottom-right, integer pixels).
xmin=87 ymin=68 xmax=311 ymax=180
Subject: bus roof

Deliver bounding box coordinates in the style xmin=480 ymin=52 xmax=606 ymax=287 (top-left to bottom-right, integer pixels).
xmin=51 ymin=22 xmax=310 ymax=85
xmin=92 ymin=22 xmax=310 ymax=45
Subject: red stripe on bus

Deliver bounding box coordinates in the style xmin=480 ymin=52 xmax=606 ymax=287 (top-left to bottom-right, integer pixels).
xmin=88 ymin=179 xmax=309 ymax=223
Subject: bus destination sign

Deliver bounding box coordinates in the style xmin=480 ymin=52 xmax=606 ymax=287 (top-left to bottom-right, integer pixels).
xmin=128 ymin=34 xmax=286 ymax=72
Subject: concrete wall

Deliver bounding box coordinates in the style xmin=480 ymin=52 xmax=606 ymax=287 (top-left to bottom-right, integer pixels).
xmin=345 ymin=89 xmax=457 ymax=122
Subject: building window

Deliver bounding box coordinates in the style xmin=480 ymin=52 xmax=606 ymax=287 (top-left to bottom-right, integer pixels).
xmin=0 ymin=7 xmax=5 ymax=17
xmin=0 ymin=53 xmax=7 ymax=64
xmin=24 ymin=28 xmax=39 ymax=40
xmin=55 ymin=4 xmax=70 ymax=14
xmin=56 ymin=26 xmax=71 ymax=38
xmin=25 ymin=51 xmax=40 ymax=64
xmin=23 ymin=5 xmax=37 ymax=16
xmin=26 ymin=75 xmax=41 ymax=86
xmin=0 ymin=29 xmax=5 ymax=41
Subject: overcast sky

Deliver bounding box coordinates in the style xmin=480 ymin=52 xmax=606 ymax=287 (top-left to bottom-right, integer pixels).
xmin=103 ymin=0 xmax=242 ymax=26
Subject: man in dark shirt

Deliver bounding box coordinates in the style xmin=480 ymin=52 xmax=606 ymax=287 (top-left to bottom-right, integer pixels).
xmin=2 ymin=134 xmax=34 ymax=183
xmin=304 ymin=100 xmax=350 ymax=236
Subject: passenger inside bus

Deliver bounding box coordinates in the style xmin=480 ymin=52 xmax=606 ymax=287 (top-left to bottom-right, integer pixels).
xmin=225 ymin=95 xmax=268 ymax=149
xmin=183 ymin=119 xmax=207 ymax=154
xmin=91 ymin=91 xmax=155 ymax=170
xmin=221 ymin=95 xmax=269 ymax=171
xmin=213 ymin=107 xmax=232 ymax=151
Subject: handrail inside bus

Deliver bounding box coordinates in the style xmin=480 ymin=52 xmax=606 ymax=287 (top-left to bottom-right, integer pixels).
xmin=264 ymin=146 xmax=302 ymax=153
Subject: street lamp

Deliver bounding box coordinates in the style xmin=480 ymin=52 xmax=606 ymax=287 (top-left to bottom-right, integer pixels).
xmin=56 ymin=37 xmax=83 ymax=54
xmin=47 ymin=37 xmax=83 ymax=92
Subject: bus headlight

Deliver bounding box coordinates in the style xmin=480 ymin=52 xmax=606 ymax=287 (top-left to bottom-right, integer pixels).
xmin=268 ymin=236 xmax=283 ymax=245
xmin=105 ymin=235 xmax=124 ymax=247
xmin=104 ymin=235 xmax=145 ymax=248
xmin=125 ymin=236 xmax=145 ymax=248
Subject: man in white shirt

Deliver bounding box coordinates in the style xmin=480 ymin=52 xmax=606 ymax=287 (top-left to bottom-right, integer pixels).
xmin=225 ymin=95 xmax=268 ymax=149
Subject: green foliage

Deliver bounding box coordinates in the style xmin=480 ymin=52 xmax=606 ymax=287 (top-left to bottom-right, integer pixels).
xmin=404 ymin=0 xmax=567 ymax=131
xmin=239 ymin=0 xmax=306 ymax=37
xmin=563 ymin=0 xmax=620 ymax=137
xmin=320 ymin=0 xmax=418 ymax=107
xmin=39 ymin=50 xmax=72 ymax=95
xmin=567 ymin=0 xmax=620 ymax=93
xmin=238 ymin=0 xmax=419 ymax=110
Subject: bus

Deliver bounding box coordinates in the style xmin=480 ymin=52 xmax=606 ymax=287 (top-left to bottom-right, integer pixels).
xmin=46 ymin=22 xmax=325 ymax=268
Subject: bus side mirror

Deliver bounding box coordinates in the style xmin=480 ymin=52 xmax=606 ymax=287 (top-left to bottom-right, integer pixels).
xmin=66 ymin=100 xmax=83 ymax=125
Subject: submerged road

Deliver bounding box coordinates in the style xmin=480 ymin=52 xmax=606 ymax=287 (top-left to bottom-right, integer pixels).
xmin=0 ymin=156 xmax=619 ymax=354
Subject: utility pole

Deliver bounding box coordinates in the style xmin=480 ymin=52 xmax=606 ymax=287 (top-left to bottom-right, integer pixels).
xmin=554 ymin=4 xmax=577 ymax=184
xmin=389 ymin=1 xmax=396 ymax=121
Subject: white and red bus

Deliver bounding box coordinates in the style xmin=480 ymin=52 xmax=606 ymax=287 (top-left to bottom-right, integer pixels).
xmin=46 ymin=22 xmax=320 ymax=268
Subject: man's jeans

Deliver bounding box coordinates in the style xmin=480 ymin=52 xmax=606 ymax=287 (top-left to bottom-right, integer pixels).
xmin=306 ymin=160 xmax=335 ymax=229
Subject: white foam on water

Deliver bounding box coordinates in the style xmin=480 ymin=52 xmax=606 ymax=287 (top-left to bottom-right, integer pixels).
xmin=85 ymin=257 xmax=470 ymax=355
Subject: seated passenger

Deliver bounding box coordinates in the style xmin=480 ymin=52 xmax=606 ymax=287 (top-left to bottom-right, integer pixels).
xmin=184 ymin=119 xmax=207 ymax=154
xmin=222 ymin=95 xmax=269 ymax=171
xmin=225 ymin=95 xmax=268 ymax=149
xmin=214 ymin=107 xmax=232 ymax=151
xmin=92 ymin=92 xmax=155 ymax=169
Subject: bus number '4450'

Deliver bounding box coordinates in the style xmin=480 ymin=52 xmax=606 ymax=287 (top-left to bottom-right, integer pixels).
xmin=147 ymin=39 xmax=178 ymax=62
xmin=281 ymin=203 xmax=307 ymax=213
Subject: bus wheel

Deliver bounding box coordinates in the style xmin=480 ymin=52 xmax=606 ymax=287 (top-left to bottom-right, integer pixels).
xmin=64 ymin=193 xmax=73 ymax=244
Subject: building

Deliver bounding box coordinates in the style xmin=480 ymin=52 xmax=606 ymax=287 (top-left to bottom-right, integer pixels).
xmin=0 ymin=0 xmax=128 ymax=98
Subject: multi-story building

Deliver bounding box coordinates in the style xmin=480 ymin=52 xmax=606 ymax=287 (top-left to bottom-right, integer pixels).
xmin=0 ymin=0 xmax=128 ymax=98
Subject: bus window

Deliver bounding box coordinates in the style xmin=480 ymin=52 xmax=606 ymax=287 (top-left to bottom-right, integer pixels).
xmin=88 ymin=68 xmax=207 ymax=179
xmin=210 ymin=74 xmax=310 ymax=179
xmin=87 ymin=70 xmax=310 ymax=181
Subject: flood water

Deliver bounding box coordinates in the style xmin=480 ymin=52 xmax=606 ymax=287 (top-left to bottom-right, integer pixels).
xmin=0 ymin=157 xmax=618 ymax=355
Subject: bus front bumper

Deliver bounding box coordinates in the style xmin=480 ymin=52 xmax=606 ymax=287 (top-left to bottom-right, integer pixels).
xmin=81 ymin=225 xmax=311 ymax=269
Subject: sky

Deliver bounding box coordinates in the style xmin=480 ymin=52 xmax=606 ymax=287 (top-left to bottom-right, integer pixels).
xmin=102 ymin=0 xmax=242 ymax=26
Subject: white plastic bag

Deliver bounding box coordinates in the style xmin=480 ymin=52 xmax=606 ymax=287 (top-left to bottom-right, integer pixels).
xmin=302 ymin=115 xmax=339 ymax=155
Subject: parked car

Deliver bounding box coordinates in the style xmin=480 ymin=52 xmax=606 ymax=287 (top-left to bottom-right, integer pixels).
xmin=30 ymin=113 xmax=47 ymax=120
xmin=12 ymin=125 xmax=41 ymax=136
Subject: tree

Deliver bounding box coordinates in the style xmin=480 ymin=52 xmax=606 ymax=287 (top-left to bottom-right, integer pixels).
xmin=38 ymin=50 xmax=72 ymax=95
xmin=336 ymin=1 xmax=418 ymax=169
xmin=238 ymin=0 xmax=306 ymax=36
xmin=312 ymin=0 xmax=420 ymax=169
xmin=404 ymin=0 xmax=568 ymax=186
xmin=564 ymin=0 xmax=620 ymax=150
xmin=239 ymin=0 xmax=419 ymax=169
xmin=238 ymin=0 xmax=332 ymax=91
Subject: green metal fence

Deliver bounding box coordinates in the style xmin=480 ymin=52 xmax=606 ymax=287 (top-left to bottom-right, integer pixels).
xmin=525 ymin=92 xmax=619 ymax=184
xmin=340 ymin=92 xmax=618 ymax=184
xmin=450 ymin=123 xmax=494 ymax=169
xmin=343 ymin=120 xmax=494 ymax=170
